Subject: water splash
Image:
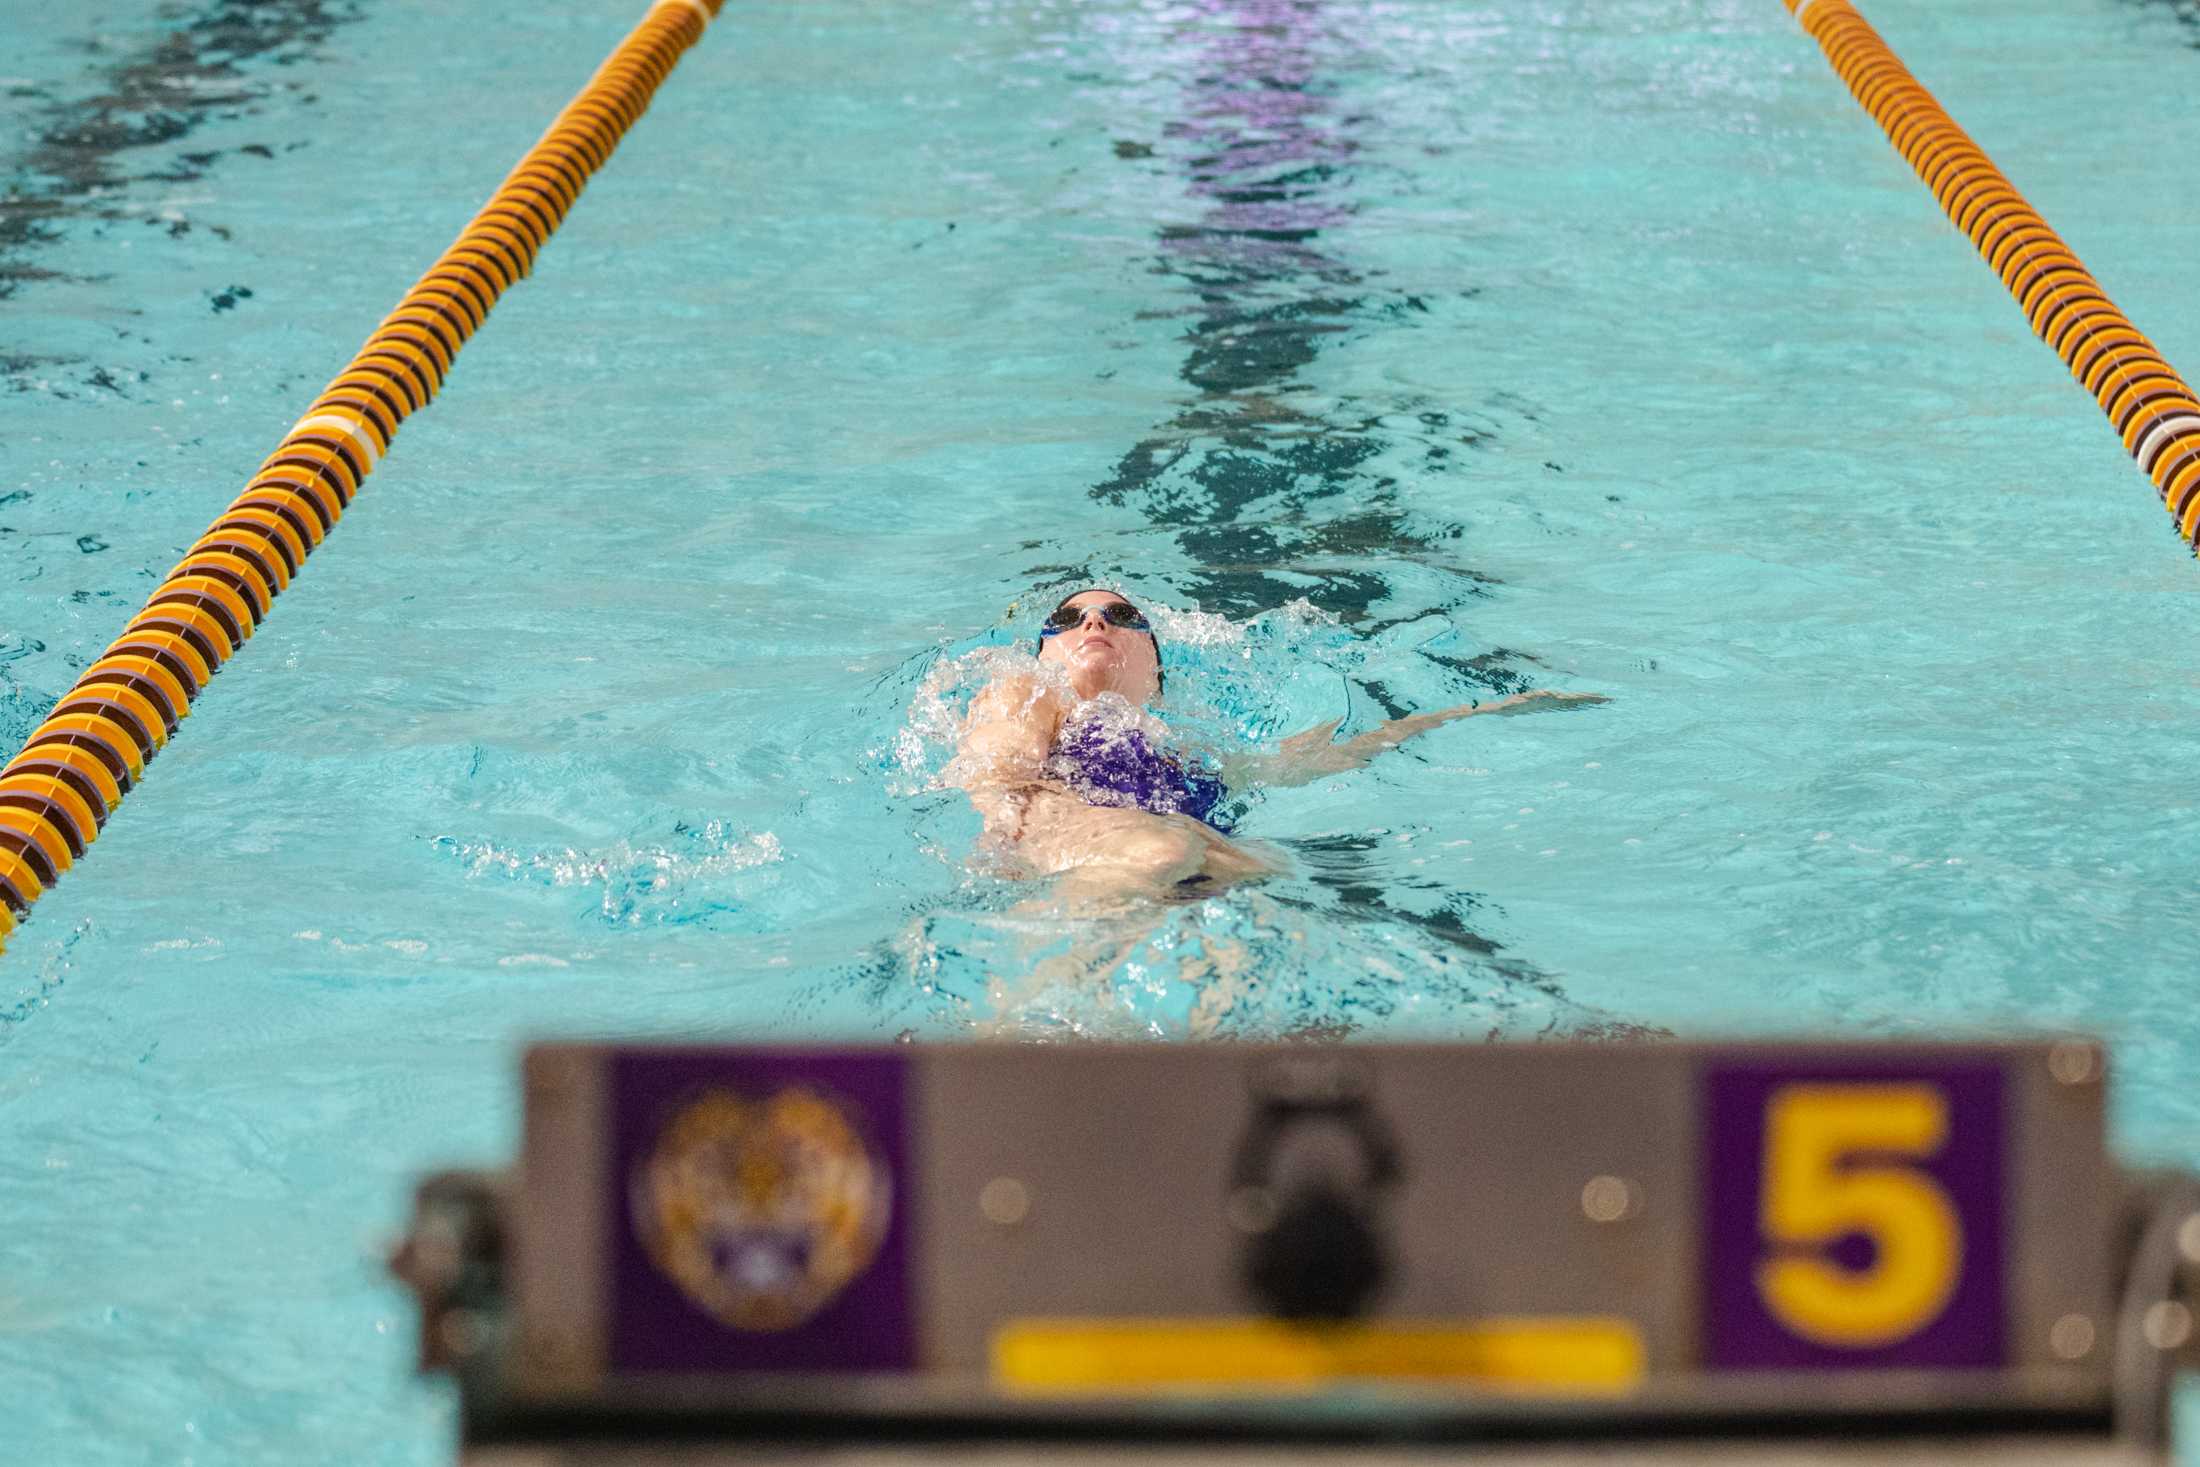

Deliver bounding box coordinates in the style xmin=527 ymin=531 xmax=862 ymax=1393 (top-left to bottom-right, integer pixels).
xmin=432 ymin=822 xmax=783 ymax=929
xmin=888 ymin=596 xmax=1357 ymax=798
xmin=847 ymin=879 xmax=1617 ymax=1044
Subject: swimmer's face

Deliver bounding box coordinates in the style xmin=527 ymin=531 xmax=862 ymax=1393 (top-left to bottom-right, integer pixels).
xmin=1038 ymin=590 xmax=1162 ymax=704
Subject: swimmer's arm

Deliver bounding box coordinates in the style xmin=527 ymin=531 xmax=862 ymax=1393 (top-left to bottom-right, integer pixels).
xmin=1239 ymin=689 xmax=1609 ymax=787
xmin=944 ymin=671 xmax=1068 ymax=792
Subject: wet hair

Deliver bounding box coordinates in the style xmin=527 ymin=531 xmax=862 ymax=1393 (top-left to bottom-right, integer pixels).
xmin=1034 ymin=587 xmax=1164 ymax=693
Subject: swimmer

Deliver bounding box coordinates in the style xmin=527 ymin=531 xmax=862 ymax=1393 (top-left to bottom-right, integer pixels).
xmin=947 ymin=587 xmax=1606 ymax=909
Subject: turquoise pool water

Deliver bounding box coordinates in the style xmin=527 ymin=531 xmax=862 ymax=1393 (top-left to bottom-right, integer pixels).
xmin=5 ymin=0 xmax=2200 ymax=1459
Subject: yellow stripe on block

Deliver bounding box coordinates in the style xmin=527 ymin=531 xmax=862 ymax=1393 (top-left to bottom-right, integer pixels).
xmin=991 ymin=1316 xmax=1644 ymax=1397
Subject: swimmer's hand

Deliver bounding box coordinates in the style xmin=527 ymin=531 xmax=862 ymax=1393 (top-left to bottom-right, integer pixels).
xmin=1252 ymin=689 xmax=1609 ymax=786
xmin=1455 ymin=689 xmax=1609 ymax=718
xmin=945 ymin=669 xmax=1072 ymax=792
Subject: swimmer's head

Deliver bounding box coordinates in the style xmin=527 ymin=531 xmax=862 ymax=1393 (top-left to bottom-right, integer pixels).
xmin=1035 ymin=587 xmax=1164 ymax=703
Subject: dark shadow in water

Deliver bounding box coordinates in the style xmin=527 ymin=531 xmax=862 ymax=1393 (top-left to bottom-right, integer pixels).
xmin=1074 ymin=0 xmax=1512 ymax=634
xmin=1269 ymin=832 xmax=1665 ymax=1040
xmin=2120 ymin=0 xmax=2200 ymax=44
xmin=1 ymin=0 xmax=364 ymax=389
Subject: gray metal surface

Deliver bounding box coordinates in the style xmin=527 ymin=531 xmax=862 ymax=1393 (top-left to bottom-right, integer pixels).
xmin=913 ymin=1046 xmax=1703 ymax=1368
xmin=515 ymin=1045 xmax=610 ymax=1397
xmin=2007 ymin=1040 xmax=2115 ymax=1369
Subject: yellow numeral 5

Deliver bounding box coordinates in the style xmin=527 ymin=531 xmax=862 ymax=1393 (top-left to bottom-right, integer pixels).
xmin=1756 ymin=1083 xmax=1962 ymax=1348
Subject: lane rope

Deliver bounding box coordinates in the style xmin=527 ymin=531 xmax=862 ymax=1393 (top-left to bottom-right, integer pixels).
xmin=0 ymin=0 xmax=726 ymax=951
xmin=1782 ymin=0 xmax=2200 ymax=552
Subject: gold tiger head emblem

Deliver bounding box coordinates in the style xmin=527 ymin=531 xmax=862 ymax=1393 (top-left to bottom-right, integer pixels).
xmin=631 ymin=1086 xmax=890 ymax=1332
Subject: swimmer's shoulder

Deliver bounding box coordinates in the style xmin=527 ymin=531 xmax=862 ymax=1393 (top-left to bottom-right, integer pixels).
xmin=968 ymin=668 xmax=1073 ymax=737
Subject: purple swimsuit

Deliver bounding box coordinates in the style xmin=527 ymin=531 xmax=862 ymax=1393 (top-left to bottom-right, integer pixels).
xmin=1043 ymin=719 xmax=1233 ymax=832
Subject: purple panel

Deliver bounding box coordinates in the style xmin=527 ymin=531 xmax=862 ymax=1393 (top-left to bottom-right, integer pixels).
xmin=607 ymin=1049 xmax=915 ymax=1374
xmin=1702 ymin=1057 xmax=2004 ymax=1371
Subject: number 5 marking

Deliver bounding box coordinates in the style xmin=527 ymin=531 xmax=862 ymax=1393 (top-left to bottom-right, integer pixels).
xmin=1756 ymin=1083 xmax=1962 ymax=1348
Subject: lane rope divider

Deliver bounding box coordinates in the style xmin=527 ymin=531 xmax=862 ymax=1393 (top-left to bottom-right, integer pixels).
xmin=0 ymin=0 xmax=725 ymax=950
xmin=1783 ymin=0 xmax=2200 ymax=551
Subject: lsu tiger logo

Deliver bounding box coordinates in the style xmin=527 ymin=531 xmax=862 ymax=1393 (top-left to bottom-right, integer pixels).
xmin=630 ymin=1085 xmax=891 ymax=1332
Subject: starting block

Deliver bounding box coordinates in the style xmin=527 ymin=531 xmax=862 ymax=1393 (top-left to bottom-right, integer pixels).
xmin=391 ymin=1039 xmax=2200 ymax=1464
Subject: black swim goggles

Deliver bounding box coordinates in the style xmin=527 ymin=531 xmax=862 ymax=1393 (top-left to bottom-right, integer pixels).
xmin=1038 ymin=599 xmax=1153 ymax=637
xmin=1034 ymin=595 xmax=1165 ymax=690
